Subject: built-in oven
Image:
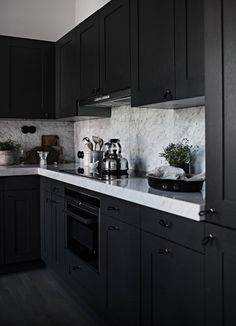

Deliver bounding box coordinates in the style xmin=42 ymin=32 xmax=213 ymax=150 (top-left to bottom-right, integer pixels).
xmin=65 ymin=187 xmax=100 ymax=270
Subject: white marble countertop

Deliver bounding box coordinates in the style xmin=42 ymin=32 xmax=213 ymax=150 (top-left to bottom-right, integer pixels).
xmin=0 ymin=164 xmax=205 ymax=222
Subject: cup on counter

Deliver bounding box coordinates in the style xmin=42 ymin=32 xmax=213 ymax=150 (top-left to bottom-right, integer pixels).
xmin=91 ymin=151 xmax=103 ymax=168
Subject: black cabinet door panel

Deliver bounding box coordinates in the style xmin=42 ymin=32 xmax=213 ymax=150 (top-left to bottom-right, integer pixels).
xmin=175 ymin=0 xmax=204 ymax=98
xmin=5 ymin=189 xmax=40 ymax=264
xmin=0 ymin=190 xmax=3 ymax=265
xmin=142 ymin=231 xmax=205 ymax=326
xmin=0 ymin=36 xmax=54 ymax=119
xmin=131 ymin=0 xmax=175 ymax=107
xmin=56 ymin=30 xmax=77 ymax=118
xmin=101 ymin=214 xmax=140 ymax=326
xmin=77 ymin=15 xmax=100 ymax=100
xmin=205 ymin=0 xmax=236 ymax=228
xmin=205 ymin=224 xmax=236 ymax=326
xmin=100 ymin=0 xmax=131 ymax=94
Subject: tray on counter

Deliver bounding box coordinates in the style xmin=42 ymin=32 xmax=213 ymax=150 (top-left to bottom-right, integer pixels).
xmin=148 ymin=174 xmax=204 ymax=192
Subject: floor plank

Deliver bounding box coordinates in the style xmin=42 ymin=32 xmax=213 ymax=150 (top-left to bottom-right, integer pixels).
xmin=0 ymin=269 xmax=103 ymax=326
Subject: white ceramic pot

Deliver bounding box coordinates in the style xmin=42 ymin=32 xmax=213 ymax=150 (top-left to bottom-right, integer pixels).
xmin=0 ymin=150 xmax=15 ymax=165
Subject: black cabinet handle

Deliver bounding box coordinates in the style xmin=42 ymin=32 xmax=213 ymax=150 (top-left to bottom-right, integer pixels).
xmin=201 ymin=234 xmax=215 ymax=246
xmin=159 ymin=219 xmax=172 ymax=228
xmin=199 ymin=208 xmax=215 ymax=217
xmin=163 ymin=89 xmax=173 ymax=100
xmin=72 ymin=265 xmax=82 ymax=271
xmin=158 ymin=248 xmax=172 ymax=255
xmin=108 ymin=226 xmax=120 ymax=231
xmin=107 ymin=206 xmax=120 ymax=212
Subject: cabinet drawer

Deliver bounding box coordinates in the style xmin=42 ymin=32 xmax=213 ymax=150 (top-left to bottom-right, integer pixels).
xmin=100 ymin=196 xmax=140 ymax=227
xmin=141 ymin=207 xmax=205 ymax=253
xmin=5 ymin=176 xmax=39 ymax=190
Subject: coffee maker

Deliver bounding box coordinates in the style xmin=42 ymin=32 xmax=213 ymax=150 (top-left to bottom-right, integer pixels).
xmin=102 ymin=139 xmax=129 ymax=178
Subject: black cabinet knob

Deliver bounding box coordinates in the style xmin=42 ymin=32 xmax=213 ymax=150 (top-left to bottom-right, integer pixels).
xmin=163 ymin=89 xmax=173 ymax=100
xmin=108 ymin=226 xmax=120 ymax=231
xmin=107 ymin=206 xmax=120 ymax=212
xmin=201 ymin=234 xmax=215 ymax=246
xmin=199 ymin=208 xmax=215 ymax=217
xmin=72 ymin=265 xmax=82 ymax=271
xmin=158 ymin=248 xmax=172 ymax=255
xmin=159 ymin=219 xmax=172 ymax=228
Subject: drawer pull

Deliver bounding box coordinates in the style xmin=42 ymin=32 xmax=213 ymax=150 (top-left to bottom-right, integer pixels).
xmin=199 ymin=208 xmax=215 ymax=217
xmin=201 ymin=234 xmax=215 ymax=246
xmin=158 ymin=248 xmax=172 ymax=255
xmin=159 ymin=219 xmax=172 ymax=228
xmin=72 ymin=265 xmax=82 ymax=271
xmin=107 ymin=206 xmax=120 ymax=212
xmin=108 ymin=226 xmax=120 ymax=231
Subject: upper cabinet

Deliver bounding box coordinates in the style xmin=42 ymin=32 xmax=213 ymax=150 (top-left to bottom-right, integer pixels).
xmin=0 ymin=36 xmax=55 ymax=119
xmin=99 ymin=0 xmax=131 ymax=95
xmin=131 ymin=0 xmax=204 ymax=107
xmin=205 ymin=0 xmax=236 ymax=230
xmin=78 ymin=0 xmax=131 ymax=105
xmin=56 ymin=29 xmax=78 ymax=119
xmin=77 ymin=14 xmax=100 ymax=101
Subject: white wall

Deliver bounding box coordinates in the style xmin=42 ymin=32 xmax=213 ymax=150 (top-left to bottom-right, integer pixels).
xmin=0 ymin=0 xmax=76 ymax=41
xmin=75 ymin=0 xmax=110 ymax=25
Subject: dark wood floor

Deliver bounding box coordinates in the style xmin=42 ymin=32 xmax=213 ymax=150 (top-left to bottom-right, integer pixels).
xmin=0 ymin=268 xmax=102 ymax=326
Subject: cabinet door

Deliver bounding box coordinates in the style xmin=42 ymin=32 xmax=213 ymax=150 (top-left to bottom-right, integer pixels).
xmin=100 ymin=214 xmax=140 ymax=326
xmin=0 ymin=36 xmax=54 ymax=119
xmin=0 ymin=190 xmax=4 ymax=265
xmin=51 ymin=193 xmax=65 ymax=275
xmin=5 ymin=189 xmax=40 ymax=264
xmin=77 ymin=14 xmax=100 ymax=101
xmin=100 ymin=0 xmax=131 ymax=94
xmin=40 ymin=190 xmax=53 ymax=265
xmin=0 ymin=37 xmax=10 ymax=118
xmin=56 ymin=29 xmax=77 ymax=118
xmin=142 ymin=231 xmax=205 ymax=326
xmin=205 ymin=224 xmax=236 ymax=326
xmin=175 ymin=0 xmax=204 ymax=99
xmin=205 ymin=0 xmax=236 ymax=229
xmin=131 ymin=0 xmax=175 ymax=107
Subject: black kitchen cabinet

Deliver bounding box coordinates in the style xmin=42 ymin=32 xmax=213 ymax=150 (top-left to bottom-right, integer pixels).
xmin=78 ymin=0 xmax=131 ymax=104
xmin=131 ymin=0 xmax=204 ymax=107
xmin=40 ymin=178 xmax=65 ymax=274
xmin=0 ymin=186 xmax=4 ymax=266
xmin=205 ymin=224 xmax=236 ymax=326
xmin=100 ymin=214 xmax=140 ymax=326
xmin=142 ymin=231 xmax=205 ymax=326
xmin=77 ymin=13 xmax=100 ymax=101
xmin=99 ymin=0 xmax=131 ymax=95
xmin=175 ymin=0 xmax=204 ymax=99
xmin=0 ymin=35 xmax=54 ymax=119
xmin=4 ymin=179 xmax=40 ymax=264
xmin=205 ymin=0 xmax=236 ymax=229
xmin=56 ymin=29 xmax=78 ymax=118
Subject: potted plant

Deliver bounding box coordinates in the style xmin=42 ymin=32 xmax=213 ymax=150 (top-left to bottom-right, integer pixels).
xmin=0 ymin=140 xmax=20 ymax=166
xmin=160 ymin=139 xmax=194 ymax=173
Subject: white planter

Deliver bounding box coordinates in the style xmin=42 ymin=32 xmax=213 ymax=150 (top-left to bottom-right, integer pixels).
xmin=0 ymin=150 xmax=15 ymax=165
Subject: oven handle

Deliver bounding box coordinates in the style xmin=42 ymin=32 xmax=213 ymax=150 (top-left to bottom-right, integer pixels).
xmin=64 ymin=210 xmax=97 ymax=225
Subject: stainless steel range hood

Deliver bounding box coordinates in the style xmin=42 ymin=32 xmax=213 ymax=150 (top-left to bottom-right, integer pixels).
xmin=79 ymin=88 xmax=131 ymax=108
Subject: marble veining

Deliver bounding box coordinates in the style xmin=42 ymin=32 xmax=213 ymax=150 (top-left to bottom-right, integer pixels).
xmin=0 ymin=164 xmax=205 ymax=221
xmin=0 ymin=120 xmax=75 ymax=162
xmin=74 ymin=106 xmax=205 ymax=173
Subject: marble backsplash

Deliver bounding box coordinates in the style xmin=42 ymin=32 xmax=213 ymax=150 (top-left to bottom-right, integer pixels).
xmin=74 ymin=106 xmax=205 ymax=173
xmin=0 ymin=120 xmax=75 ymax=162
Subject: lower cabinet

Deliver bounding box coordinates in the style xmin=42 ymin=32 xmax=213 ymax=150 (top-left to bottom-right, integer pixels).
xmin=205 ymin=223 xmax=236 ymax=326
xmin=141 ymin=231 xmax=205 ymax=326
xmin=4 ymin=179 xmax=40 ymax=264
xmin=40 ymin=179 xmax=65 ymax=275
xmin=100 ymin=214 xmax=141 ymax=326
xmin=0 ymin=187 xmax=4 ymax=266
